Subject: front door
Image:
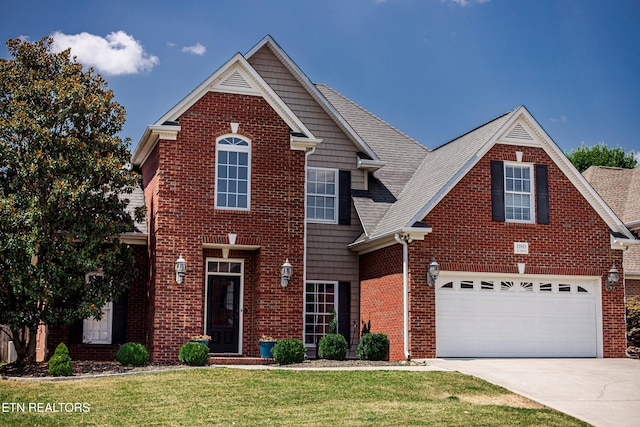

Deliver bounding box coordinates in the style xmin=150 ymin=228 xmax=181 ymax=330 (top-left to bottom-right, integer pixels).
xmin=206 ymin=275 xmax=240 ymax=353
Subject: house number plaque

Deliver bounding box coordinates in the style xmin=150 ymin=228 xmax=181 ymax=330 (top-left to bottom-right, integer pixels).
xmin=514 ymin=242 xmax=529 ymax=254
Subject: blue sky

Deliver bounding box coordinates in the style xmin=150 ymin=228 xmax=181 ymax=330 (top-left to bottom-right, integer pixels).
xmin=2 ymin=0 xmax=639 ymax=158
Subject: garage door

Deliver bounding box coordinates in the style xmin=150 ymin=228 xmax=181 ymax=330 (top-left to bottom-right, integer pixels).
xmin=435 ymin=274 xmax=600 ymax=357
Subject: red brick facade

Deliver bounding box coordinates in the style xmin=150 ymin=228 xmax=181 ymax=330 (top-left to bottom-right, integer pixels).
xmin=143 ymin=92 xmax=306 ymax=362
xmin=361 ymin=144 xmax=627 ymax=360
xmin=627 ymin=279 xmax=640 ymax=297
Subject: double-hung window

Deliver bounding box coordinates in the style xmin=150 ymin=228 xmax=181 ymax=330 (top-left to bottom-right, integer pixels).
xmin=82 ymin=273 xmax=112 ymax=344
xmin=304 ymin=281 xmax=336 ymax=346
xmin=216 ymin=136 xmax=251 ymax=210
xmin=306 ymin=168 xmax=337 ymax=223
xmin=504 ymin=164 xmax=533 ymax=222
xmin=491 ymin=160 xmax=550 ymax=225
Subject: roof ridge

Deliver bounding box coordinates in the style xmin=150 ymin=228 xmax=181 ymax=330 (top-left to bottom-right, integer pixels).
xmin=432 ymin=108 xmax=519 ymax=150
xmin=315 ymin=83 xmax=430 ymax=153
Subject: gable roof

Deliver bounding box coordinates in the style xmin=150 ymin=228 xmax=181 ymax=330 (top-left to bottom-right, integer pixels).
xmin=245 ymin=36 xmax=382 ymax=164
xmin=131 ymin=51 xmax=320 ymax=166
xmin=350 ymin=106 xmax=636 ymax=251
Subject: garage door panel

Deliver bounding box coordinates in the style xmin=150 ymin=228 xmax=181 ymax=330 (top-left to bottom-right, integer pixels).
xmin=436 ymin=275 xmax=598 ymax=357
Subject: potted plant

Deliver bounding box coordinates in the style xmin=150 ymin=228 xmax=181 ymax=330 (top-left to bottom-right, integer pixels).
xmin=258 ymin=335 xmax=277 ymax=358
xmin=189 ymin=334 xmax=211 ymax=347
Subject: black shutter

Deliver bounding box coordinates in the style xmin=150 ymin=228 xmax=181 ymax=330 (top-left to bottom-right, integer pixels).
xmin=68 ymin=319 xmax=83 ymax=344
xmin=111 ymin=291 xmax=128 ymax=344
xmin=535 ymin=164 xmax=550 ymax=224
xmin=338 ymin=170 xmax=351 ymax=225
xmin=338 ymin=281 xmax=351 ymax=344
xmin=491 ymin=160 xmax=505 ymax=222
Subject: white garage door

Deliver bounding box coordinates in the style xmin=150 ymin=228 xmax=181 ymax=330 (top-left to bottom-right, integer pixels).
xmin=435 ymin=274 xmax=600 ymax=357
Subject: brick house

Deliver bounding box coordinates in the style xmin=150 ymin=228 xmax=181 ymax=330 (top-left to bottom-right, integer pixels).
xmin=48 ymin=35 xmax=636 ymax=362
xmin=583 ymin=166 xmax=640 ymax=297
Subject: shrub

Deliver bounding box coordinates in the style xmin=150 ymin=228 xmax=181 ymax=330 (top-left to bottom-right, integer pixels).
xmin=318 ymin=333 xmax=347 ymax=360
xmin=361 ymin=319 xmax=371 ymax=337
xmin=272 ymin=339 xmax=305 ymax=365
xmin=116 ymin=342 xmax=149 ymax=366
xmin=179 ymin=342 xmax=210 ymax=366
xmin=627 ymin=296 xmax=640 ymax=347
xmin=48 ymin=342 xmax=72 ymax=376
xmin=357 ymin=333 xmax=390 ymax=361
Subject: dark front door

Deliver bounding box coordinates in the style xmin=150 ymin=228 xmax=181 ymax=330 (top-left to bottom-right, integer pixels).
xmin=206 ymin=275 xmax=240 ymax=353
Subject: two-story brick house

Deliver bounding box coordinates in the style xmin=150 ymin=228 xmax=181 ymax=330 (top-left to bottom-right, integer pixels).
xmin=49 ymin=35 xmax=636 ymax=362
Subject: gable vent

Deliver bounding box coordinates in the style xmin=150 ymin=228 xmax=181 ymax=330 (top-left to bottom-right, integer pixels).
xmin=220 ymin=70 xmax=252 ymax=89
xmin=506 ymin=123 xmax=533 ymax=140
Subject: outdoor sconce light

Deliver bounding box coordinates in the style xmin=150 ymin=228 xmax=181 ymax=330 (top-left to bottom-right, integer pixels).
xmin=281 ymin=258 xmax=293 ymax=288
xmin=427 ymin=257 xmax=440 ymax=287
xmin=175 ymin=254 xmax=187 ymax=284
xmin=605 ymin=263 xmax=619 ymax=291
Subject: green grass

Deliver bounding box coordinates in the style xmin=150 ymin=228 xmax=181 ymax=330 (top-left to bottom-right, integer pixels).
xmin=0 ymin=368 xmax=588 ymax=426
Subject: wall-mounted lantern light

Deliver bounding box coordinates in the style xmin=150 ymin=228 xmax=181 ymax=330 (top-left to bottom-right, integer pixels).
xmin=605 ymin=263 xmax=619 ymax=291
xmin=281 ymin=258 xmax=293 ymax=288
xmin=175 ymin=254 xmax=187 ymax=284
xmin=427 ymin=257 xmax=440 ymax=286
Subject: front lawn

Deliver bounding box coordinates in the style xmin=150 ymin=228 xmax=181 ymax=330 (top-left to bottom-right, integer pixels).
xmin=0 ymin=368 xmax=587 ymax=426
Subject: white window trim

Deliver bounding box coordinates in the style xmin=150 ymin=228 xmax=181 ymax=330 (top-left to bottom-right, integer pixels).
xmin=503 ymin=162 xmax=535 ymax=224
xmin=204 ymin=258 xmax=244 ymax=355
xmin=214 ymin=134 xmax=252 ymax=211
xmin=82 ymin=272 xmax=113 ymax=344
xmin=303 ymin=280 xmax=338 ymax=348
xmin=306 ymin=167 xmax=338 ymax=224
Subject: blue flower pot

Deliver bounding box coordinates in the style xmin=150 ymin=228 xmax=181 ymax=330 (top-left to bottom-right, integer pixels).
xmin=259 ymin=340 xmax=277 ymax=358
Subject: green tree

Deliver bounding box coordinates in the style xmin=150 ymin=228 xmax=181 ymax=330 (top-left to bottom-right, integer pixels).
xmin=0 ymin=37 xmax=141 ymax=363
xmin=566 ymin=142 xmax=637 ymax=173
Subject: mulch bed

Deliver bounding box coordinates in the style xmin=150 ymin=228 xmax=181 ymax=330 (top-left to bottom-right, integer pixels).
xmin=1 ymin=359 xmax=401 ymax=378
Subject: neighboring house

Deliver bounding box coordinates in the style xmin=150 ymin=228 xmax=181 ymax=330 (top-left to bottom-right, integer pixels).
xmin=583 ymin=166 xmax=640 ymax=296
xmin=47 ymin=35 xmax=635 ymax=362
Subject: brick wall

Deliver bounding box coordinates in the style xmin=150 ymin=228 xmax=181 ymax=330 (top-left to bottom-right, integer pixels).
xmin=626 ymin=279 xmax=640 ymax=297
xmin=145 ymin=92 xmax=306 ymax=362
xmin=360 ymin=244 xmax=406 ymax=360
xmin=360 ymin=143 xmax=627 ymax=359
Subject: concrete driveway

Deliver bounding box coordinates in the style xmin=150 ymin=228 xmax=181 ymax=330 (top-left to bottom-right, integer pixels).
xmin=424 ymin=358 xmax=640 ymax=427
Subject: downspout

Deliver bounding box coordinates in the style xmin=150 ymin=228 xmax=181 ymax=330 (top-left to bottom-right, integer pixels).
xmin=394 ymin=233 xmax=411 ymax=361
xmin=302 ymin=146 xmax=316 ymax=340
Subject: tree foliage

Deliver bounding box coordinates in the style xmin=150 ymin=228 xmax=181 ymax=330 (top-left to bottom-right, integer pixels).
xmin=566 ymin=142 xmax=637 ymax=173
xmin=0 ymin=37 xmax=140 ymax=363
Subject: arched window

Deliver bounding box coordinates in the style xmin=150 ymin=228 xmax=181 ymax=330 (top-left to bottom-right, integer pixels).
xmin=215 ymin=136 xmax=251 ymax=210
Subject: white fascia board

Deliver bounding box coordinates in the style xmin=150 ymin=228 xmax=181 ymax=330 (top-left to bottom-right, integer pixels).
xmin=131 ymin=124 xmax=181 ymax=166
xmin=119 ymin=233 xmax=148 ymax=245
xmin=247 ymin=36 xmax=381 ymax=163
xmin=625 ymin=220 xmax=640 ymax=231
xmin=611 ymin=233 xmax=640 ymax=250
xmin=513 ymin=107 xmax=635 ymax=239
xmin=348 ymin=227 xmax=432 ymax=254
xmin=291 ymin=135 xmax=322 ymax=151
xmin=154 ymin=53 xmax=316 ymax=141
xmin=405 ymin=106 xmax=635 ymax=239
xmin=357 ymin=157 xmax=386 ymax=171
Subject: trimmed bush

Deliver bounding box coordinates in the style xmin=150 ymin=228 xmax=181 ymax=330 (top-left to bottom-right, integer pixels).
xmin=116 ymin=342 xmax=149 ymax=366
xmin=318 ymin=333 xmax=347 ymax=361
xmin=48 ymin=342 xmax=72 ymax=376
xmin=627 ymin=296 xmax=640 ymax=347
xmin=179 ymin=342 xmax=210 ymax=366
xmin=357 ymin=333 xmax=389 ymax=361
xmin=272 ymin=339 xmax=305 ymax=365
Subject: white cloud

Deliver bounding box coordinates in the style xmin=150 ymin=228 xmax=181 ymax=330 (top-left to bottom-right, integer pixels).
xmin=181 ymin=43 xmax=206 ymax=56
xmin=51 ymin=31 xmax=159 ymax=76
xmin=444 ymin=0 xmax=490 ymax=6
xmin=550 ymin=115 xmax=568 ymax=124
